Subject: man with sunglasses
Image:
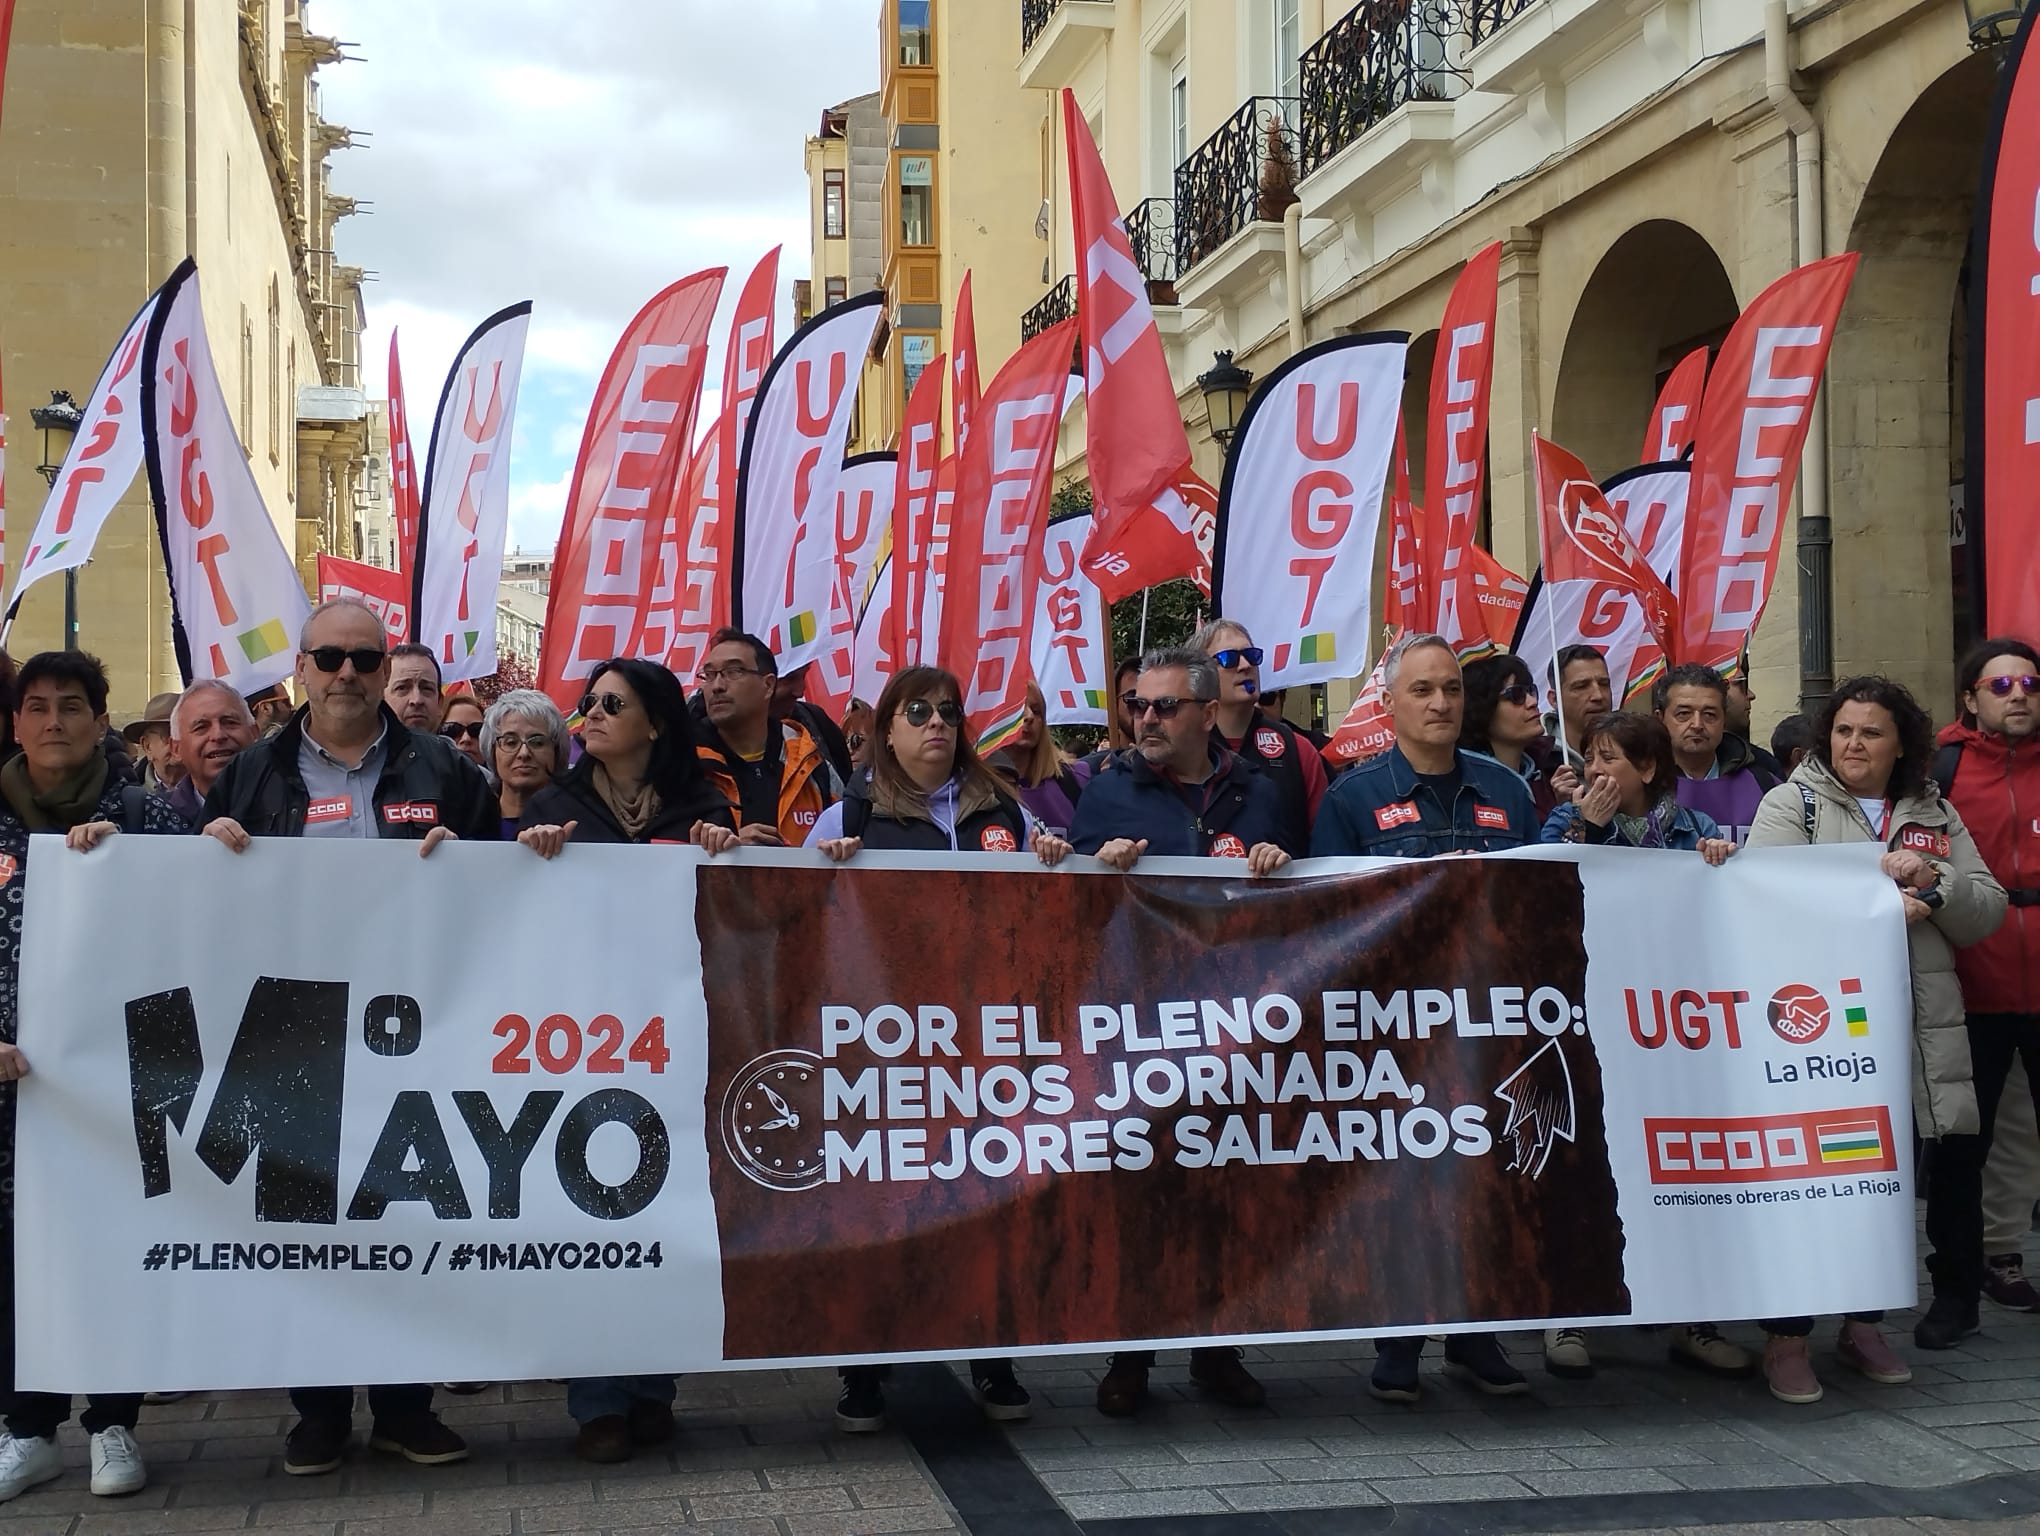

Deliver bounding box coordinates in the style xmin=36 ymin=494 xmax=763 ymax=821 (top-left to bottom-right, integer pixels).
xmin=692 ymin=630 xmax=839 ymax=847
xmin=1311 ymin=631 xmax=1537 ymax=1403
xmin=1068 ymin=647 xmax=1287 ymax=1418
xmin=1194 ymin=619 xmax=1326 ymax=858
xmin=1938 ymin=638 xmax=2040 ymax=1312
xmin=383 ymin=643 xmax=448 ymax=736
xmin=197 ymin=600 xmax=494 ymax=1474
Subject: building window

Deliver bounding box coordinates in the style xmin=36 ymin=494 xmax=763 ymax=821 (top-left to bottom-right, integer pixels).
xmin=900 ymin=155 xmax=934 ymax=247
xmin=286 ymin=343 xmax=297 ymax=501
xmin=899 ymin=0 xmax=931 ymax=65
xmin=902 ymin=333 xmax=936 ymax=401
xmin=826 ymin=277 xmax=848 ymax=307
xmin=240 ymin=308 xmax=255 ymax=450
xmin=825 ymin=170 xmax=846 ymax=239
xmin=1274 ymin=0 xmax=1301 ymax=99
xmin=1170 ymin=58 xmax=1190 ymax=167
xmin=267 ymin=278 xmax=282 ymax=463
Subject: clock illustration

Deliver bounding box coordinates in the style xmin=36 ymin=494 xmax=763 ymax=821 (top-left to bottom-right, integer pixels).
xmin=721 ymin=1049 xmax=826 ymax=1191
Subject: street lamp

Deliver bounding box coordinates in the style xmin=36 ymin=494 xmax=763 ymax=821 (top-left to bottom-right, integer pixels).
xmin=1965 ymin=0 xmax=2029 ymax=49
xmin=30 ymin=389 xmax=86 ymax=651
xmin=1197 ymin=350 xmax=1255 ymax=453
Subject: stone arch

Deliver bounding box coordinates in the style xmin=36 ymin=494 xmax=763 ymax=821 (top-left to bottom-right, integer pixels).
xmin=1550 ymin=220 xmax=1739 ymax=481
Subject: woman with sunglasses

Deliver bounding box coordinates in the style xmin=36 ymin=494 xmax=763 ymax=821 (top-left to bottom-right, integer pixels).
xmin=438 ymin=696 xmax=487 ymax=770
xmin=989 ymin=680 xmax=1089 ymax=837
xmin=1462 ymin=655 xmax=1560 ymax=820
xmin=480 ymin=690 xmax=571 ymax=842
xmin=806 ymin=666 xmax=1069 ymax=1433
xmin=519 ymin=659 xmax=736 ymax=857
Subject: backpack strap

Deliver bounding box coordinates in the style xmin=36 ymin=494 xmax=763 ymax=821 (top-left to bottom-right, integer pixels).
xmin=1931 ymin=742 xmax=1964 ymax=796
xmin=121 ymin=783 xmax=148 ymax=834
xmin=1797 ymin=783 xmax=1818 ymax=843
xmin=842 ymin=795 xmax=870 ymax=841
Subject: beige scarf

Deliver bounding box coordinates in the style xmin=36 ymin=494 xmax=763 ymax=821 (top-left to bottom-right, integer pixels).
xmin=591 ymin=763 xmax=661 ymax=841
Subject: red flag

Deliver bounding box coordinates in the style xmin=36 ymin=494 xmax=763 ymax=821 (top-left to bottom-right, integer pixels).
xmin=0 ymin=0 xmax=16 ymax=131
xmin=940 ymin=318 xmax=1081 ymax=747
xmin=667 ymin=423 xmax=726 ymax=679
xmin=1385 ymin=414 xmax=1423 ymax=632
xmin=1421 ymin=242 xmax=1502 ymax=657
xmin=1677 ymin=253 xmax=1857 ymax=670
xmin=537 ymin=268 xmax=725 ymax=712
xmin=1535 ymin=434 xmax=1679 ymax=661
xmin=952 ymin=272 xmax=981 ymax=454
xmin=387 ymin=330 xmax=422 ymax=579
xmin=317 ymin=554 xmax=411 ymax=648
xmin=1642 ymin=346 xmax=1708 ymax=464
xmin=1061 ymin=89 xmax=1204 ymax=598
xmin=1971 ymin=2 xmax=2040 ymax=640
xmin=1470 ymin=546 xmax=1530 ymax=650
xmin=889 ymin=357 xmax=947 ymax=668
xmin=718 ymin=248 xmax=781 ymax=583
xmin=1325 ymin=649 xmax=1395 ymax=767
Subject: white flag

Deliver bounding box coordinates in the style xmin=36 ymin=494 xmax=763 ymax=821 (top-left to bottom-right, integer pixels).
xmin=140 ymin=260 xmax=311 ymax=693
xmin=1032 ymin=508 xmax=1110 ymax=727
xmin=810 ymin=451 xmax=896 ymax=712
xmin=414 ymin=301 xmax=531 ymax=681
xmin=731 ymin=293 xmax=882 ymax=673
xmin=1210 ymin=333 xmax=1407 ymax=688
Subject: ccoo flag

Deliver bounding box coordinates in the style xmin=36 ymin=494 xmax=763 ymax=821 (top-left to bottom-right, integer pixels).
xmin=1421 ymin=242 xmax=1502 ymax=657
xmin=1210 ymin=331 xmax=1408 ymax=689
xmin=888 ymin=357 xmax=946 ymax=668
xmin=1642 ymin=346 xmax=1708 ymax=465
xmin=139 ymin=259 xmax=311 ymax=692
xmin=412 ymin=300 xmax=532 ymax=681
xmin=387 ymin=331 xmax=422 ymax=579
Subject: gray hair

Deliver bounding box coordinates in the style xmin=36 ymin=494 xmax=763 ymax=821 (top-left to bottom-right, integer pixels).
xmin=1190 ymin=617 xmax=1253 ymax=654
xmin=169 ymin=679 xmax=253 ymax=741
xmin=1381 ymin=631 xmax=1458 ymax=689
xmin=481 ymin=689 xmax=572 ymax=786
xmin=1139 ymin=647 xmax=1221 ymax=703
xmin=298 ymin=597 xmax=385 ymax=650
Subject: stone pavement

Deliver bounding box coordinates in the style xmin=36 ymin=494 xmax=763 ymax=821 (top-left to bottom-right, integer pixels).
xmin=12 ymin=1279 xmax=2040 ymax=1534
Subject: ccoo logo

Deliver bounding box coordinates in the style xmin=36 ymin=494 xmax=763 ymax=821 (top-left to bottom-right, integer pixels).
xmin=1767 ymin=983 xmax=1830 ymax=1045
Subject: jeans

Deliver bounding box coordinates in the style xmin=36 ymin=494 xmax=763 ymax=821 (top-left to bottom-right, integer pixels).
xmin=289 ymin=1384 xmax=434 ymax=1428
xmin=1983 ymin=1051 xmax=2040 ymax=1252
xmin=567 ymin=1376 xmax=674 ymax=1425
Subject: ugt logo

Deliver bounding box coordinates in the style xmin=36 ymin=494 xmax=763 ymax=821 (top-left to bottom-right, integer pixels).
xmin=1766 ymin=983 xmax=1830 ymax=1045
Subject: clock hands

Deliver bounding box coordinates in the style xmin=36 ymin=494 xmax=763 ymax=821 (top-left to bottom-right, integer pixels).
xmin=757 ymin=1082 xmax=800 ymax=1132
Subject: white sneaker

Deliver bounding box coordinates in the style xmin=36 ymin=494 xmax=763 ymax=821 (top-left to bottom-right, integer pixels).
xmin=1542 ymin=1327 xmax=1594 ymax=1379
xmin=89 ymin=1426 xmax=146 ymax=1497
xmin=0 ymin=1435 xmax=63 ymax=1503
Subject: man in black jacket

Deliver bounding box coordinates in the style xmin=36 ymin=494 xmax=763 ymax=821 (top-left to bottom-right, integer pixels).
xmin=196 ymin=598 xmax=490 ymax=1476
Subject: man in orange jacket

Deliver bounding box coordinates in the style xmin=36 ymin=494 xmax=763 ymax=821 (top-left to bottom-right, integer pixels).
xmin=694 ymin=629 xmax=841 ymax=847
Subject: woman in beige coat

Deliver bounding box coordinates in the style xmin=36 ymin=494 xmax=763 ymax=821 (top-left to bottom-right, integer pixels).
xmin=1746 ymin=675 xmax=2007 ymax=1404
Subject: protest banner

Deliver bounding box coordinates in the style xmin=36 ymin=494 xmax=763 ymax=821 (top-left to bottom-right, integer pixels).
xmin=1421 ymin=243 xmax=1502 ymax=658
xmin=18 ymin=838 xmax=1913 ymax=1390
xmin=387 ymin=331 xmax=422 ymax=579
xmin=316 ymin=555 xmax=410 ymax=648
xmin=1643 ymin=347 xmax=1708 ymax=465
xmin=1033 ymin=507 xmax=1110 ymax=727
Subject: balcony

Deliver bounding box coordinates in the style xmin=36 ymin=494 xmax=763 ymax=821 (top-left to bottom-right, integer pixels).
xmin=1124 ymin=197 xmax=1178 ymax=305
xmin=1174 ymin=96 xmax=1302 ymax=286
xmin=1019 ymin=0 xmax=1117 ymax=92
xmin=1298 ymin=0 xmax=1470 ymax=178
xmin=1466 ymin=0 xmax=1540 ymax=47
xmin=1021 ymin=276 xmax=1075 ymax=343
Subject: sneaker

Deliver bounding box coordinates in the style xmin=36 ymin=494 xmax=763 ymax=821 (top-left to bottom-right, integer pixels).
xmin=1762 ymin=1335 xmax=1823 ymax=1403
xmin=1542 ymin=1327 xmax=1594 ymax=1380
xmin=1838 ymin=1319 xmax=1913 ymax=1384
xmin=438 ymin=1382 xmax=492 ymax=1395
xmin=835 ymin=1371 xmax=885 ymax=1433
xmin=0 ymin=1435 xmax=63 ymax=1503
xmin=972 ymin=1362 xmax=1033 ymax=1422
xmin=1914 ymin=1294 xmax=1981 ymax=1351
xmin=88 ymin=1426 xmax=146 ymax=1498
xmin=574 ymin=1414 xmax=633 ymax=1464
xmin=1189 ymin=1347 xmax=1267 ymax=1408
xmin=1669 ymin=1323 xmax=1757 ymax=1378
xmin=626 ymin=1398 xmax=675 ymax=1447
xmin=368 ymin=1413 xmax=469 ymax=1466
xmin=1984 ymin=1254 xmax=2039 ymax=1311
xmin=1369 ymin=1338 xmax=1422 ymax=1403
xmin=141 ymin=1391 xmax=189 ymax=1405
xmin=1443 ymin=1334 xmax=1529 ymax=1396
xmin=282 ymin=1416 xmax=350 ymax=1476
xmin=1095 ymin=1354 xmax=1150 ymax=1417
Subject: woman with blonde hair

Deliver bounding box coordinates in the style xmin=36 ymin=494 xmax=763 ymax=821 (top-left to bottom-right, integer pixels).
xmin=989 ymin=679 xmax=1089 ymax=836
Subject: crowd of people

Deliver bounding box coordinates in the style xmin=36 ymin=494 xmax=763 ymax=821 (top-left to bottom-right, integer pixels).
xmin=0 ymin=595 xmax=2031 ymax=1502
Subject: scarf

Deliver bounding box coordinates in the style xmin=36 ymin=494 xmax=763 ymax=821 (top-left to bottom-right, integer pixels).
xmin=1614 ymin=802 xmax=1675 ymax=850
xmin=591 ymin=763 xmax=661 ymax=842
xmin=0 ymin=753 xmax=109 ymax=833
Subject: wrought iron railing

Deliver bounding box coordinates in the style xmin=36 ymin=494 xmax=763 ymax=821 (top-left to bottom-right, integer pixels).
xmin=1466 ymin=0 xmax=1540 ymax=47
xmin=1123 ymin=197 xmax=1176 ymax=289
xmin=1174 ymin=96 xmax=1302 ymax=277
xmin=1022 ymin=0 xmax=1060 ymax=54
xmin=1299 ymin=0 xmax=1470 ymax=177
xmin=1021 ymin=276 xmax=1076 ymax=342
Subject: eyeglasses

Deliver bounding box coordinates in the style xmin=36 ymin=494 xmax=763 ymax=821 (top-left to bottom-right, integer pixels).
xmin=440 ymin=722 xmax=484 ymax=742
xmin=1212 ymin=647 xmax=1264 ymax=670
xmin=900 ymin=698 xmax=964 ymax=728
xmin=1498 ymin=683 xmax=1538 ymax=706
xmin=1122 ymin=694 xmax=1192 ymax=720
xmin=1982 ymin=674 xmax=2040 ymax=698
xmin=697 ymin=665 xmax=765 ymax=685
xmin=497 ymin=732 xmax=553 ymax=757
xmin=302 ymin=646 xmax=386 ymax=675
xmin=579 ymin=692 xmax=631 ymax=720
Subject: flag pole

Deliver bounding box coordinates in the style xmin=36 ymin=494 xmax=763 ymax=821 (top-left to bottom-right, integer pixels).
xmin=1137 ymin=586 xmax=1151 ymax=654
xmin=1532 ymin=432 xmax=1570 ymax=773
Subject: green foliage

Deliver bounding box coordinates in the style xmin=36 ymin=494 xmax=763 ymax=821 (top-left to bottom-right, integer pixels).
xmin=1052 ymin=478 xmax=1206 ymax=665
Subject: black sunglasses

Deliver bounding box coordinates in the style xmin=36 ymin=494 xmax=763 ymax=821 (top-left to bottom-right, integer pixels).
xmin=1498 ymin=683 xmax=1538 ymax=706
xmin=579 ymin=692 xmax=631 ymax=719
xmin=900 ymin=698 xmax=964 ymax=728
xmin=1982 ymin=674 xmax=2040 ymax=698
xmin=1123 ymin=693 xmax=1192 ymax=720
xmin=440 ymin=721 xmax=483 ymax=742
xmin=303 ymin=646 xmax=386 ymax=675
xmin=1211 ymin=647 xmax=1264 ymax=670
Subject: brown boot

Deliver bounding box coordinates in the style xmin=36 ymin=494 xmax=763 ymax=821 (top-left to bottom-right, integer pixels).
xmin=1189 ymin=1347 xmax=1267 ymax=1408
xmin=1095 ymin=1353 xmax=1151 ymax=1416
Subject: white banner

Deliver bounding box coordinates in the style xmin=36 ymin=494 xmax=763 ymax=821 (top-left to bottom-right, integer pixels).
xmin=812 ymin=452 xmax=896 ymax=709
xmin=17 ymin=839 xmax=1913 ymax=1389
xmin=732 ymin=293 xmax=882 ymax=673
xmin=1515 ymin=463 xmax=1690 ymax=706
xmin=7 ymin=289 xmax=160 ymax=619
xmin=140 ymin=261 xmax=312 ymax=693
xmin=415 ymin=302 xmax=532 ymax=682
xmin=1211 ymin=334 xmax=1407 ymax=688
xmin=1033 ymin=508 xmax=1110 ymax=727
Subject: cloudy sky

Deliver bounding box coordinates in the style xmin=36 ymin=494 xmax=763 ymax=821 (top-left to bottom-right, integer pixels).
xmin=315 ymin=0 xmax=878 ymax=558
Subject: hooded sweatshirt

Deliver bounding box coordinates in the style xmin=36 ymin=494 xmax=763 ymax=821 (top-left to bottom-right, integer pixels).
xmin=1936 ymin=719 xmax=2040 ymax=1016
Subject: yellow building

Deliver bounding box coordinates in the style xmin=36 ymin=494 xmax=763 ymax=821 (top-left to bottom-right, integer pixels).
xmin=0 ymin=0 xmax=368 ymax=709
